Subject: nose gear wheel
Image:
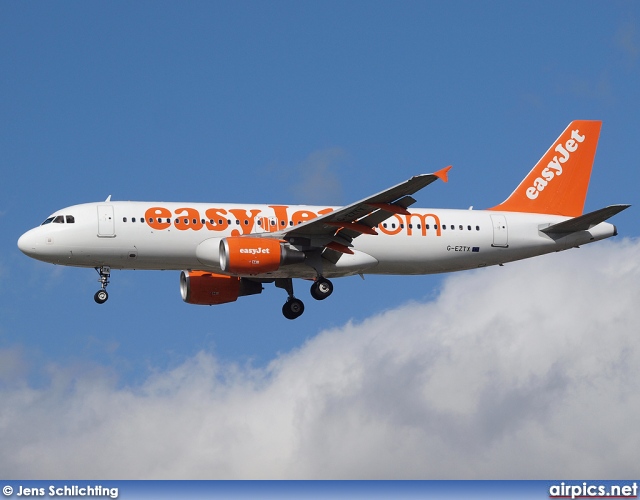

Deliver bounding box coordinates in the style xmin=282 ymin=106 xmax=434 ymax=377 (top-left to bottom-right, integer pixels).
xmin=94 ymin=289 xmax=108 ymax=304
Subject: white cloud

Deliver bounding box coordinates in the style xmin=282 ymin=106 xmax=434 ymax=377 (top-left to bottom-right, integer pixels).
xmin=1 ymin=239 xmax=640 ymax=479
xmin=615 ymin=20 xmax=639 ymax=64
xmin=556 ymin=72 xmax=614 ymax=103
xmin=290 ymin=148 xmax=346 ymax=205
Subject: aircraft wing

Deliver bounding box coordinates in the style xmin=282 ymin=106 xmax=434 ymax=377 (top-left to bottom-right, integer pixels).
xmin=541 ymin=204 xmax=631 ymax=235
xmin=264 ymin=166 xmax=451 ymax=261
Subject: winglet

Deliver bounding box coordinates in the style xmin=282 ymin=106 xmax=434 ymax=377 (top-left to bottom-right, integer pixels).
xmin=434 ymin=165 xmax=452 ymax=183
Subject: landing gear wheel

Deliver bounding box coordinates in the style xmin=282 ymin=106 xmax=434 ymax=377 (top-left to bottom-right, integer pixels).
xmin=310 ymin=278 xmax=333 ymax=300
xmin=282 ymin=298 xmax=305 ymax=320
xmin=94 ymin=289 xmax=109 ymax=304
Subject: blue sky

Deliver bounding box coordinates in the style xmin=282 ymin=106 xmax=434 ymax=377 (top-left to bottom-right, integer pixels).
xmin=1 ymin=1 xmax=640 ymax=479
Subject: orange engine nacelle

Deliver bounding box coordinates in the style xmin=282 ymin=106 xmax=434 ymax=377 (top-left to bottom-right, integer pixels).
xmin=219 ymin=237 xmax=305 ymax=275
xmin=180 ymin=270 xmax=262 ymax=305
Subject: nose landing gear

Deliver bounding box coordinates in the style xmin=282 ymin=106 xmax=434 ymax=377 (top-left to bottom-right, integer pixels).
xmin=94 ymin=266 xmax=110 ymax=304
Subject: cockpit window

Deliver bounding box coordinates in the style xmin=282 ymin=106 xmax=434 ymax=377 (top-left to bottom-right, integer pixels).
xmin=41 ymin=214 xmax=75 ymax=225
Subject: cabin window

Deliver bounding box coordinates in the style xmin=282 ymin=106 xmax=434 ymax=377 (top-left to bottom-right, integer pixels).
xmin=123 ymin=217 xmax=127 ymax=222
xmin=476 ymin=226 xmax=480 ymax=231
xmin=468 ymin=225 xmax=471 ymax=230
xmin=459 ymin=225 xmax=463 ymax=230
xmin=442 ymin=225 xmax=446 ymax=230
xmin=257 ymin=220 xmax=262 ymax=226
xmin=193 ymin=219 xmax=197 ymax=224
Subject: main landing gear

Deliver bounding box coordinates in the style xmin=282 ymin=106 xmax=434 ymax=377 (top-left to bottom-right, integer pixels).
xmin=277 ymin=276 xmax=334 ymax=320
xmin=94 ymin=266 xmax=110 ymax=304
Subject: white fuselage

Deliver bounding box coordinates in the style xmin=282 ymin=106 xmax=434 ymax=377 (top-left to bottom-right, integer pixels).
xmin=17 ymin=201 xmax=617 ymax=279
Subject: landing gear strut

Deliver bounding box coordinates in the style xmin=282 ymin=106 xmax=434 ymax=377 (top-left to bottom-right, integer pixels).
xmin=94 ymin=266 xmax=110 ymax=304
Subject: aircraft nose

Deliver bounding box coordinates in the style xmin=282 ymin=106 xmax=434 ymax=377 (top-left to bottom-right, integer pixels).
xmin=17 ymin=230 xmax=38 ymax=256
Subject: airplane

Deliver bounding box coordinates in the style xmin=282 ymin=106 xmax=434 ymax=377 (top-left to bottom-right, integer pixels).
xmin=17 ymin=120 xmax=630 ymax=319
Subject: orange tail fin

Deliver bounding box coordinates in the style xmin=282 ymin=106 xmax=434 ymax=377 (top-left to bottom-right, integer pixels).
xmin=489 ymin=120 xmax=602 ymax=217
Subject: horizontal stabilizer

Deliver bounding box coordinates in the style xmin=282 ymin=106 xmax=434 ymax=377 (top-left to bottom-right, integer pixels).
xmin=541 ymin=204 xmax=630 ymax=234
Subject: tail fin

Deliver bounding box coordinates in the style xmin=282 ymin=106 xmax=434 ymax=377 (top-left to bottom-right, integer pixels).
xmin=489 ymin=120 xmax=602 ymax=217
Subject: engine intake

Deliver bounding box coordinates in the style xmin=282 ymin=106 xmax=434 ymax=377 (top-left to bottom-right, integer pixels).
xmin=219 ymin=237 xmax=305 ymax=275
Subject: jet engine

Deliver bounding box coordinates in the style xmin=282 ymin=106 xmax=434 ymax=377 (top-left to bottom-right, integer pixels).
xmin=180 ymin=270 xmax=262 ymax=305
xmin=219 ymin=237 xmax=305 ymax=275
